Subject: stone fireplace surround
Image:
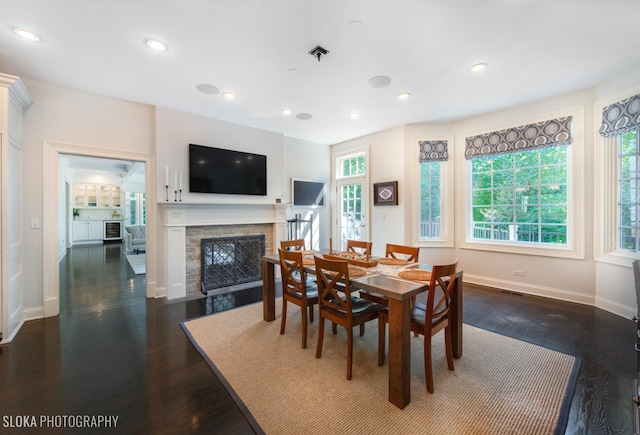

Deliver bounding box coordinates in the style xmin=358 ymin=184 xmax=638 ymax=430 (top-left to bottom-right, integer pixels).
xmin=160 ymin=203 xmax=286 ymax=300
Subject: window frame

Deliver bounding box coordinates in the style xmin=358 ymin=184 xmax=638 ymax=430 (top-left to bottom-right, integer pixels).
xmin=460 ymin=108 xmax=585 ymax=259
xmin=595 ymin=86 xmax=640 ymax=266
xmin=412 ymin=135 xmax=455 ymax=248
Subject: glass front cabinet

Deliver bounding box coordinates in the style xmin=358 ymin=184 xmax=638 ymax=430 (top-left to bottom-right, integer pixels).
xmin=75 ymin=183 xmax=121 ymax=208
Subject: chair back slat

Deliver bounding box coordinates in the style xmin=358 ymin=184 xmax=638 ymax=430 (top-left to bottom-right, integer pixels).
xmin=314 ymin=256 xmax=352 ymax=315
xmin=279 ymin=249 xmax=306 ymax=298
xmin=425 ymin=262 xmax=458 ymax=331
xmin=346 ymin=239 xmax=372 ymax=255
xmin=281 ymin=239 xmax=305 ymax=251
xmin=385 ymin=243 xmax=419 ymax=262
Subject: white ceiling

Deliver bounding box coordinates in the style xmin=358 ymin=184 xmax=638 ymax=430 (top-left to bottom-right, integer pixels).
xmin=2 ymin=0 xmax=640 ymax=145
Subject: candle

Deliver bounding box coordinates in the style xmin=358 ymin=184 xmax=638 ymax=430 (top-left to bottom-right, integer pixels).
xmin=179 ymin=171 xmax=183 ymax=190
xmin=174 ymin=170 xmax=178 ymax=191
xmin=165 ymin=166 xmax=169 ymax=186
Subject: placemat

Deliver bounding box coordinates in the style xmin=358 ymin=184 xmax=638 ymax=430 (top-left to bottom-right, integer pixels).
xmin=377 ymin=258 xmax=410 ymax=266
xmin=398 ymin=269 xmax=431 ymax=281
xmin=348 ymin=266 xmax=366 ymax=277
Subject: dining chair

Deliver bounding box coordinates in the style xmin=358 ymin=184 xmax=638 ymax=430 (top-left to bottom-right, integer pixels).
xmin=360 ymin=243 xmax=420 ymax=307
xmin=633 ymin=260 xmax=640 ymax=371
xmin=378 ymin=261 xmax=458 ymax=393
xmin=279 ymin=248 xmax=319 ymax=349
xmin=281 ymin=238 xmax=306 ymax=251
xmin=314 ymin=256 xmax=384 ymax=380
xmin=346 ymin=239 xmax=372 ymax=256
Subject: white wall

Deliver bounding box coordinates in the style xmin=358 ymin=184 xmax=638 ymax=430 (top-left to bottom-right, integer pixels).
xmin=332 ymin=82 xmax=639 ymax=317
xmin=21 ymin=78 xmax=155 ymax=311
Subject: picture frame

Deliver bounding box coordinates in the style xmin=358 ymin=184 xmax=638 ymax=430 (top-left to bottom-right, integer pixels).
xmin=373 ymin=181 xmax=398 ymax=206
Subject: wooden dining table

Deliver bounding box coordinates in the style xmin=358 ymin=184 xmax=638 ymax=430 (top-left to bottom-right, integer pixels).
xmin=261 ymin=252 xmax=464 ymax=409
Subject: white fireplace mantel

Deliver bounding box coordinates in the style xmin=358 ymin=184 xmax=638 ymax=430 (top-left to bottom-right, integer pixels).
xmin=159 ymin=202 xmax=288 ymax=300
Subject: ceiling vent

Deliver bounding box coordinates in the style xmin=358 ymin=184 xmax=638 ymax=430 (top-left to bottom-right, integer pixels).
xmin=309 ymin=46 xmax=329 ymax=62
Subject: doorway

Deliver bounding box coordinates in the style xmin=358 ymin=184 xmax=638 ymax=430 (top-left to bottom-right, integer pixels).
xmin=42 ymin=141 xmax=155 ymax=319
xmin=333 ymin=150 xmax=369 ymax=251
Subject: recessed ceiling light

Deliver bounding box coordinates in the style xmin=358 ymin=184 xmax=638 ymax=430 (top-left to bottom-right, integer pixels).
xmin=296 ymin=113 xmax=312 ymax=120
xmin=222 ymin=92 xmax=236 ymax=99
xmin=397 ymin=92 xmax=411 ymax=99
xmin=14 ymin=28 xmax=40 ymax=42
xmin=281 ymin=109 xmax=292 ymax=115
xmin=347 ymin=20 xmax=363 ymax=32
xmin=367 ymin=75 xmax=391 ymax=88
xmin=470 ymin=62 xmax=487 ymax=72
xmin=349 ymin=112 xmax=361 ymax=119
xmin=145 ymin=39 xmax=168 ymax=52
xmin=196 ymin=84 xmax=219 ymax=95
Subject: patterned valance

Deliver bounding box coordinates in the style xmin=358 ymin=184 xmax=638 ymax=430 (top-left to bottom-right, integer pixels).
xmin=464 ymin=116 xmax=572 ymax=160
xmin=599 ymin=93 xmax=640 ymax=137
xmin=419 ymin=140 xmax=448 ymax=162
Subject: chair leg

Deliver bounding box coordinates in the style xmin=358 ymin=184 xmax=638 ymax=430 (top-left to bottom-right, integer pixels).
xmin=424 ymin=334 xmax=434 ymax=393
xmin=316 ymin=318 xmax=325 ymax=359
xmin=444 ymin=326 xmax=454 ymax=370
xmin=279 ymin=299 xmax=287 ymax=335
xmin=359 ymin=323 xmax=365 ymax=337
xmin=332 ymin=322 xmax=338 ymax=335
xmin=308 ymin=304 xmax=314 ymax=323
xmin=301 ymin=303 xmax=308 ymax=349
xmin=377 ymin=315 xmax=386 ymax=366
xmin=347 ymin=326 xmax=353 ymax=380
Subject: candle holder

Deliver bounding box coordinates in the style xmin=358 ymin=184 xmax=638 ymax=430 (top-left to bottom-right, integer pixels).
xmin=165 ymin=185 xmax=169 ymax=201
xmin=179 ymin=189 xmax=182 ymax=202
xmin=174 ymin=190 xmax=178 ymax=202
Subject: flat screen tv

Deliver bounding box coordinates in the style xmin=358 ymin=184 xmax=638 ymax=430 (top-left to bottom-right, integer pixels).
xmin=292 ymin=178 xmax=325 ymax=208
xmin=189 ymin=144 xmax=267 ymax=196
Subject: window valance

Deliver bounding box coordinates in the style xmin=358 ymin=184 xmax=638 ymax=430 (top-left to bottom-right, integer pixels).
xmin=464 ymin=116 xmax=572 ymax=160
xmin=419 ymin=140 xmax=448 ymax=162
xmin=598 ymin=93 xmax=640 ymax=137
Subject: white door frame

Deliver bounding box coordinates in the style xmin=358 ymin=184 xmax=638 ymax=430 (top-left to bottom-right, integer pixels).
xmin=42 ymin=141 xmax=156 ymax=317
xmin=332 ymin=147 xmax=370 ymax=250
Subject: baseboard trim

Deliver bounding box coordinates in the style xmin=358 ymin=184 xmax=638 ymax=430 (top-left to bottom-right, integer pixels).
xmin=464 ymin=274 xmax=595 ymax=306
xmin=22 ymin=306 xmax=44 ymax=322
xmin=594 ymin=295 xmax=636 ymax=321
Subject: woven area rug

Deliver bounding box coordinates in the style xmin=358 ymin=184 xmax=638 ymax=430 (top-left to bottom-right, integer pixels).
xmin=124 ymin=253 xmax=146 ymax=275
xmin=182 ymin=301 xmax=580 ymax=435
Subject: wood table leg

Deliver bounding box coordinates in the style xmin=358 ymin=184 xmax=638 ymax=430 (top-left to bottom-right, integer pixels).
xmin=262 ymin=259 xmax=275 ymax=322
xmin=387 ymin=297 xmax=411 ymax=409
xmin=451 ymin=271 xmax=463 ymax=358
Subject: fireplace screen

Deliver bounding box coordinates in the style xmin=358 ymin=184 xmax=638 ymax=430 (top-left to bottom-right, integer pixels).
xmin=201 ymin=235 xmax=265 ymax=292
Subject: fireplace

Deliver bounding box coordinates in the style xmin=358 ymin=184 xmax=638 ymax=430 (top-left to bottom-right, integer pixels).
xmin=161 ymin=203 xmax=286 ymax=300
xmin=185 ymin=223 xmax=274 ymax=296
xmin=200 ymin=235 xmax=265 ymax=294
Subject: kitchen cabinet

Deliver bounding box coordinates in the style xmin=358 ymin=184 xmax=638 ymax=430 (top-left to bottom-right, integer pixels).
xmin=74 ymin=183 xmax=99 ymax=207
xmin=100 ymin=185 xmax=121 ymax=208
xmin=75 ymin=183 xmax=120 ymax=208
xmin=72 ymin=221 xmax=103 ymax=243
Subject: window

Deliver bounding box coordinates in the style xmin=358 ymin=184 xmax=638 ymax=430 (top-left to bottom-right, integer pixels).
xmin=126 ymin=192 xmax=146 ymax=226
xmin=617 ymin=129 xmax=639 ymax=252
xmin=463 ymin=113 xmax=584 ymax=258
xmin=595 ymin=90 xmax=640 ymax=264
xmin=338 ymin=153 xmax=366 ymax=178
xmin=414 ymin=138 xmax=453 ymax=246
xmin=470 ymin=146 xmax=569 ymax=245
xmin=420 ymin=161 xmax=441 ymax=238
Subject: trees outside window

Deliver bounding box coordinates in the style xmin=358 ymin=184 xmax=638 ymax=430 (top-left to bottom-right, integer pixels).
xmin=470 ymin=146 xmax=569 ymax=245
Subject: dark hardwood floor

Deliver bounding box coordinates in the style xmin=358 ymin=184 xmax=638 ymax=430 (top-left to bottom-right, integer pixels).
xmin=0 ymin=243 xmax=636 ymax=434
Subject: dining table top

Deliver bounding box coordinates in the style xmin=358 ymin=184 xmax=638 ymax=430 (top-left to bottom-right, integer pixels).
xmin=262 ymin=250 xmax=439 ymax=301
